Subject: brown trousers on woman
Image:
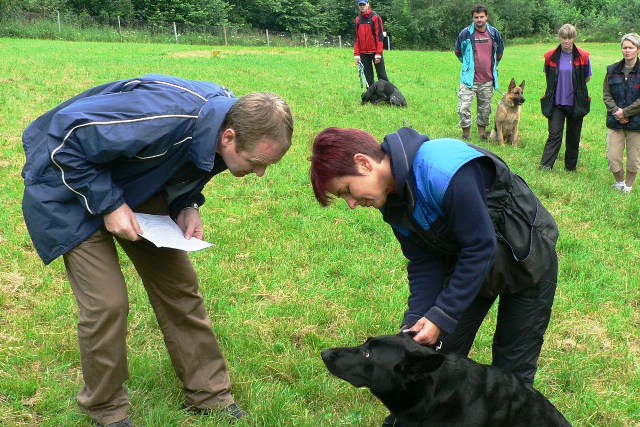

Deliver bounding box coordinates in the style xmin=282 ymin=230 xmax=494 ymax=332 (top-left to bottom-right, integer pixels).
xmin=63 ymin=195 xmax=233 ymax=425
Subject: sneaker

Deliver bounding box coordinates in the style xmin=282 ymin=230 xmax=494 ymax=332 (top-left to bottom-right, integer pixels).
xmin=612 ymin=182 xmax=625 ymax=192
xmin=622 ymin=185 xmax=633 ymax=194
xmin=538 ymin=165 xmax=552 ymax=171
xmin=95 ymin=418 xmax=133 ymax=427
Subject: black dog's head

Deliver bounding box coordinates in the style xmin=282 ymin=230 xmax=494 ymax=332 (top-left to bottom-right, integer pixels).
xmin=321 ymin=334 xmax=444 ymax=395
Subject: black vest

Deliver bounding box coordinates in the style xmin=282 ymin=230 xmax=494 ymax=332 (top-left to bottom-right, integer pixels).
xmin=606 ymin=59 xmax=640 ymax=130
xmin=382 ymin=129 xmax=559 ymax=296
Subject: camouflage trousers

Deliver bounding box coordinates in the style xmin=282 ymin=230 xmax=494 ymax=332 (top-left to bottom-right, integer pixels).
xmin=457 ymin=81 xmax=494 ymax=128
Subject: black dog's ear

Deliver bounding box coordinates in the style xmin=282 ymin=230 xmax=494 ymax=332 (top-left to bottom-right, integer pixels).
xmin=401 ymin=351 xmax=446 ymax=381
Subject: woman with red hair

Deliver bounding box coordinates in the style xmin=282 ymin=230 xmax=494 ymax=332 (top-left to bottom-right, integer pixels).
xmin=311 ymin=127 xmax=559 ymax=427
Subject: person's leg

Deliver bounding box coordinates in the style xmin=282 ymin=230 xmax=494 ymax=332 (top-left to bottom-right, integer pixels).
xmin=360 ymin=53 xmax=376 ymax=87
xmin=606 ymin=128 xmax=626 ymax=187
xmin=63 ymin=230 xmax=130 ymax=425
xmin=118 ymin=195 xmax=234 ymax=410
xmin=624 ymin=129 xmax=640 ymax=189
xmin=491 ymin=254 xmax=558 ymax=385
xmin=564 ymin=111 xmax=584 ymax=171
xmin=475 ymin=82 xmax=494 ymax=138
xmin=458 ymin=84 xmax=475 ymax=139
xmin=540 ymin=107 xmax=566 ymax=169
xmin=438 ymin=294 xmax=497 ymax=356
xmin=374 ymin=56 xmax=389 ymax=82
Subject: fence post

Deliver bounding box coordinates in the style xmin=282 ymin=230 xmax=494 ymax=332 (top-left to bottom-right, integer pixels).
xmin=303 ymin=33 xmax=307 ymax=48
xmin=117 ymin=16 xmax=121 ymax=35
xmin=57 ymin=10 xmax=61 ymax=34
xmin=338 ymin=35 xmax=342 ymax=49
xmin=223 ymin=26 xmax=228 ymax=46
xmin=173 ymin=22 xmax=178 ymax=44
xmin=266 ymin=29 xmax=270 ymax=47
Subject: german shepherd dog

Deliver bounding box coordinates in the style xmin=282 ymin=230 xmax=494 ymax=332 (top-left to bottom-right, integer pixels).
xmin=361 ymin=80 xmax=407 ymax=107
xmin=321 ymin=334 xmax=571 ymax=427
xmin=490 ymin=78 xmax=525 ymax=146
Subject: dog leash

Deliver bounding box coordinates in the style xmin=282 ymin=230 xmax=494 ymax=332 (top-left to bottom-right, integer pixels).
xmin=357 ymin=61 xmax=369 ymax=89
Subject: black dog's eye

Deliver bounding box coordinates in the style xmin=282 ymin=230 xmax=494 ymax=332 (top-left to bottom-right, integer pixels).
xmin=362 ymin=350 xmax=370 ymax=358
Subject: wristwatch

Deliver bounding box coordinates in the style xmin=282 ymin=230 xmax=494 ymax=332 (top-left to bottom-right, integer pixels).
xmin=184 ymin=202 xmax=200 ymax=211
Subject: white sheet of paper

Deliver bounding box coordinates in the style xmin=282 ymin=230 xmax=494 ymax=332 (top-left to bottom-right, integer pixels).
xmin=134 ymin=213 xmax=213 ymax=252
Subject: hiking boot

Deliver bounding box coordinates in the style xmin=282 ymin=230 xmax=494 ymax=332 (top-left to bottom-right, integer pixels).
xmin=95 ymin=418 xmax=133 ymax=427
xmin=478 ymin=125 xmax=488 ymax=141
xmin=184 ymin=402 xmax=247 ymax=424
xmin=224 ymin=403 xmax=247 ymax=422
xmin=461 ymin=127 xmax=471 ymax=141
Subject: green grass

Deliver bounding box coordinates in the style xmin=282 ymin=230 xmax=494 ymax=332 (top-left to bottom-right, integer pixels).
xmin=0 ymin=38 xmax=638 ymax=426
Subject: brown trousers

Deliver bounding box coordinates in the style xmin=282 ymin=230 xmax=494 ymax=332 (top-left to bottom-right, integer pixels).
xmin=63 ymin=195 xmax=232 ymax=425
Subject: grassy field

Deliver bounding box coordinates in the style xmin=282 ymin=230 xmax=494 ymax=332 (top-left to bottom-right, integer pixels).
xmin=0 ymin=38 xmax=638 ymax=426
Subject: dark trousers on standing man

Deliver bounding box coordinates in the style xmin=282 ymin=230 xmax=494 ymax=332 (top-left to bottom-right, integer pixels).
xmin=540 ymin=106 xmax=584 ymax=171
xmin=359 ymin=53 xmax=388 ymax=87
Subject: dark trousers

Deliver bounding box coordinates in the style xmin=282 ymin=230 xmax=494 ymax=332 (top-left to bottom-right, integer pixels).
xmin=360 ymin=53 xmax=388 ymax=87
xmin=439 ymin=254 xmax=558 ymax=385
xmin=540 ymin=106 xmax=584 ymax=171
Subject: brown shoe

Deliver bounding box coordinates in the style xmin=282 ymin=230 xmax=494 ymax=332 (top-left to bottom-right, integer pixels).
xmin=461 ymin=127 xmax=471 ymax=141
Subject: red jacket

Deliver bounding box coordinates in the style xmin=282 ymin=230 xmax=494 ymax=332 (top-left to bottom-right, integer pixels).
xmin=354 ymin=10 xmax=384 ymax=56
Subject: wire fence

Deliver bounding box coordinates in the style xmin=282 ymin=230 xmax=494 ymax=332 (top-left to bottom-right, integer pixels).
xmin=0 ymin=10 xmax=357 ymax=49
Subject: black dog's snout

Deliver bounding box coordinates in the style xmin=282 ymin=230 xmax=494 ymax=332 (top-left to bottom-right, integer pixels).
xmin=321 ymin=349 xmax=335 ymax=363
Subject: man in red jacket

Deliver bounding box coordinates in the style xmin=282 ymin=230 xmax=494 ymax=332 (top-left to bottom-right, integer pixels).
xmin=354 ymin=0 xmax=388 ymax=87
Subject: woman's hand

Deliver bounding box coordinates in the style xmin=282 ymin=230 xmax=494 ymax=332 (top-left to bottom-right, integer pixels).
xmin=402 ymin=317 xmax=442 ymax=347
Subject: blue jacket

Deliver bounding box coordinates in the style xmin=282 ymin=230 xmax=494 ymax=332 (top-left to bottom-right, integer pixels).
xmin=21 ymin=74 xmax=237 ymax=264
xmin=455 ymin=23 xmax=504 ymax=90
xmin=380 ymin=128 xmax=558 ymax=333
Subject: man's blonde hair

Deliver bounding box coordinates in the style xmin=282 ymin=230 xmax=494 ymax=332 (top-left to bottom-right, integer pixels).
xmin=558 ymin=24 xmax=577 ymax=39
xmin=621 ymin=33 xmax=640 ymax=49
xmin=223 ymin=92 xmax=294 ymax=153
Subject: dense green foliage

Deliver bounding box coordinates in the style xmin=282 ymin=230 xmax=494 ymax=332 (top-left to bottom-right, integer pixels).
xmin=0 ymin=0 xmax=638 ymax=49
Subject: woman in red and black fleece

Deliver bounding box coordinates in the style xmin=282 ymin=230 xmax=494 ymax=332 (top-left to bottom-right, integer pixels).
xmin=354 ymin=0 xmax=388 ymax=87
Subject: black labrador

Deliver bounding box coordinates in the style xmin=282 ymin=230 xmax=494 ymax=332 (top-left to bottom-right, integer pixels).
xmin=321 ymin=334 xmax=571 ymax=427
xmin=361 ymin=80 xmax=407 ymax=107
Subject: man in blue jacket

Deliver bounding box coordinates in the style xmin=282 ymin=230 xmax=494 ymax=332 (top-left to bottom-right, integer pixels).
xmin=455 ymin=5 xmax=504 ymax=141
xmin=21 ymin=75 xmax=294 ymax=427
xmin=310 ymin=127 xmax=558 ymax=427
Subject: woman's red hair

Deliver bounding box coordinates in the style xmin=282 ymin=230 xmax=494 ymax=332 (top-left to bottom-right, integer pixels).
xmin=309 ymin=128 xmax=385 ymax=206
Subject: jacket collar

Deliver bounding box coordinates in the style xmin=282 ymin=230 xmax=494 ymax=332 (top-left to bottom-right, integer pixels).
xmin=380 ymin=127 xmax=428 ymax=201
xmin=189 ymin=96 xmax=237 ymax=171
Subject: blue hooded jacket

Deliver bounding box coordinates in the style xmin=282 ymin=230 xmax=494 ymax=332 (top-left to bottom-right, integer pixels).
xmin=21 ymin=75 xmax=237 ymax=264
xmin=454 ymin=23 xmax=504 ymax=90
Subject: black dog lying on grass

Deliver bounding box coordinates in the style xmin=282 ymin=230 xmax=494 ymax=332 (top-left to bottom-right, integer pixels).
xmin=321 ymin=334 xmax=571 ymax=427
xmin=361 ymin=80 xmax=407 ymax=107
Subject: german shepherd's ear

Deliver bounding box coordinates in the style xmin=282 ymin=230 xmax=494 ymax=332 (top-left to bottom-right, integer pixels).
xmin=519 ymin=80 xmax=526 ymax=90
xmin=508 ymin=78 xmax=516 ymax=92
xmin=401 ymin=350 xmax=446 ymax=381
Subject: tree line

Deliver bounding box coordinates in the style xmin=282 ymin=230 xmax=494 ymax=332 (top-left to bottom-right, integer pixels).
xmin=1 ymin=0 xmax=637 ymax=49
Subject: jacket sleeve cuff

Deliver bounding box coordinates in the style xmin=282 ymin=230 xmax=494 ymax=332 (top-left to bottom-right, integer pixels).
xmin=425 ymin=306 xmax=457 ymax=334
xmin=103 ymin=198 xmax=125 ymax=215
